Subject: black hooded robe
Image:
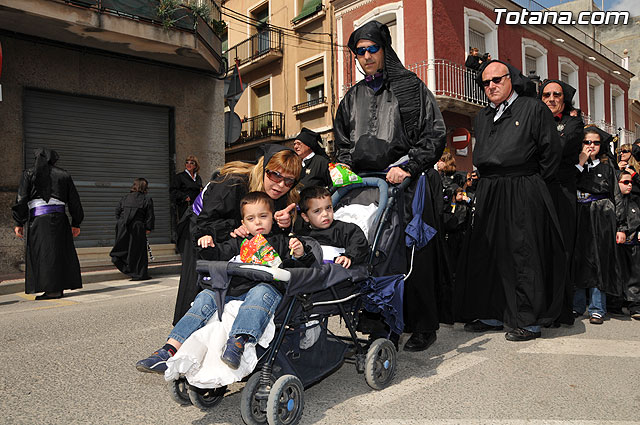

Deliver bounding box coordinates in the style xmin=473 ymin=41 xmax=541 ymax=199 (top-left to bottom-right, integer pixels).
xmin=456 ymin=67 xmax=566 ymax=329
xmin=110 ymin=192 xmax=155 ymax=279
xmin=616 ymin=195 xmax=640 ymax=308
xmin=299 ymin=154 xmax=331 ymax=189
xmin=12 ymin=150 xmax=84 ymax=294
xmin=334 ymin=21 xmax=448 ymax=334
xmin=572 ymin=160 xmax=623 ymax=296
xmin=171 ymin=170 xmax=202 ymax=249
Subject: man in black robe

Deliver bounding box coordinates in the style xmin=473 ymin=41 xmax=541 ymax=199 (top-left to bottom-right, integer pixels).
xmin=538 ymin=79 xmax=584 ymax=326
xmin=12 ymin=148 xmax=84 ymax=300
xmin=456 ymin=60 xmax=565 ymax=341
xmin=334 ymin=21 xmax=447 ymax=352
xmin=293 ymin=128 xmax=331 ymax=189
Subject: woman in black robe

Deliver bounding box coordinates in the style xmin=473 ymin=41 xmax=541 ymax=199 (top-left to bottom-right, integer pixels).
xmin=110 ymin=178 xmax=155 ymax=280
xmin=538 ymin=79 xmax=584 ymax=325
xmin=615 ymin=170 xmax=640 ymax=319
xmin=12 ymin=148 xmax=84 ymax=299
xmin=572 ymin=126 xmax=624 ymax=324
xmin=171 ymin=155 xmax=202 ymax=251
xmin=171 ymin=145 xmax=302 ymax=325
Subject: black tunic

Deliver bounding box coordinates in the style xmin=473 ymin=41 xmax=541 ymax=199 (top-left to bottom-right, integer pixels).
xmin=299 ymin=154 xmax=331 ymax=189
xmin=198 ymin=232 xmax=316 ymax=296
xmin=616 ymin=195 xmax=640 ymax=303
xmin=573 ymin=161 xmax=623 ymax=295
xmin=456 ymin=95 xmax=566 ymax=329
xmin=297 ymin=220 xmax=369 ymax=265
xmin=110 ymin=192 xmax=155 ymax=279
xmin=12 ymin=166 xmax=84 ymax=294
xmin=547 ymin=112 xmax=583 ymax=324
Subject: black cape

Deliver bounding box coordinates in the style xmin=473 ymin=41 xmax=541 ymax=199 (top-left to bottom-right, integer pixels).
xmin=110 ymin=192 xmax=155 ymax=279
xmin=12 ymin=155 xmax=84 ymax=294
xmin=616 ymin=195 xmax=640 ymax=303
xmin=456 ymin=95 xmax=566 ymax=329
xmin=573 ymin=161 xmax=623 ymax=295
xmin=297 ymin=219 xmax=369 ymax=265
xmin=299 ymin=154 xmax=331 ymax=189
xmin=547 ymin=112 xmax=584 ymax=325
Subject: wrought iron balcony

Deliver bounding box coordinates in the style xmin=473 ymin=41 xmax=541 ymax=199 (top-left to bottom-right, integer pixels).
xmin=292 ymin=96 xmax=327 ymax=113
xmin=224 ymin=27 xmax=284 ymax=73
xmin=236 ymin=111 xmax=285 ymax=144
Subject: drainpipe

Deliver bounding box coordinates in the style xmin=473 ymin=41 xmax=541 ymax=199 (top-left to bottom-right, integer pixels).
xmin=426 ymin=0 xmax=436 ymax=91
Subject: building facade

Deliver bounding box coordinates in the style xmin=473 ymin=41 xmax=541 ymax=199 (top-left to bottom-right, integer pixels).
xmin=0 ymin=0 xmax=226 ymax=276
xmin=333 ymin=0 xmax=634 ymax=171
xmin=222 ymin=0 xmax=336 ymax=161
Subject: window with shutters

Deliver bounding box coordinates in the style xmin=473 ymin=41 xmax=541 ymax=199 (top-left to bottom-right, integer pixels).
xmin=293 ymin=0 xmax=324 ymax=26
xmin=293 ymin=55 xmax=327 ymax=114
xmin=587 ymin=72 xmax=604 ymax=123
xmin=522 ymin=38 xmax=548 ymax=80
xmin=558 ymin=56 xmax=580 ymax=108
xmin=468 ymin=28 xmax=486 ymax=57
xmin=464 ymin=8 xmax=498 ymax=62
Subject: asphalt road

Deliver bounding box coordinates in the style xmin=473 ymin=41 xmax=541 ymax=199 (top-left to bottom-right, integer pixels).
xmin=1 ymin=275 xmax=639 ymax=425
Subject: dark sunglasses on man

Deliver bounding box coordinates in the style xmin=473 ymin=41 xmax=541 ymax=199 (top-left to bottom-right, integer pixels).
xmin=265 ymin=169 xmax=296 ymax=187
xmin=355 ymin=45 xmax=381 ymax=56
xmin=481 ymin=73 xmax=509 ymax=87
xmin=541 ymin=91 xmax=563 ymax=99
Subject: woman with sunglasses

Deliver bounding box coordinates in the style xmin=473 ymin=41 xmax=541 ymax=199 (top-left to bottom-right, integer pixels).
xmin=614 ymin=170 xmax=640 ymax=320
xmin=573 ymin=125 xmax=625 ymax=325
xmin=171 ymin=155 xmax=203 ymax=248
xmin=171 ymin=144 xmax=301 ymax=325
xmin=617 ymin=143 xmax=640 ymax=198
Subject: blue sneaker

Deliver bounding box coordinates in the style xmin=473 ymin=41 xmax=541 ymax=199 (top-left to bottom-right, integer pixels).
xmin=136 ymin=348 xmax=171 ymax=374
xmin=220 ymin=336 xmax=245 ymax=369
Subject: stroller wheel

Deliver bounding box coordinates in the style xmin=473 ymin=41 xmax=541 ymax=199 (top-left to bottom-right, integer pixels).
xmin=266 ymin=375 xmax=304 ymax=425
xmin=186 ymin=384 xmax=226 ymax=411
xmin=365 ymin=338 xmax=397 ymax=390
xmin=241 ymin=372 xmax=275 ymax=425
xmin=168 ymin=378 xmax=191 ymax=406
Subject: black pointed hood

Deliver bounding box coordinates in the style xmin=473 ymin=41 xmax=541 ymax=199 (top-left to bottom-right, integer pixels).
xmin=295 ymin=128 xmax=326 ymax=157
xmin=538 ymin=79 xmax=576 ymax=112
xmin=256 ymin=143 xmax=295 ymax=174
xmin=33 ymin=148 xmax=59 ymax=202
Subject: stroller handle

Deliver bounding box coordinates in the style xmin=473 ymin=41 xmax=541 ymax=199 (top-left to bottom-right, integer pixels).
xmin=195 ymin=260 xmax=292 ymax=283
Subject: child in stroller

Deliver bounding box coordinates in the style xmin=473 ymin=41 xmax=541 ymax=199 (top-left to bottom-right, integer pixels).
xmin=136 ymin=191 xmax=315 ymax=373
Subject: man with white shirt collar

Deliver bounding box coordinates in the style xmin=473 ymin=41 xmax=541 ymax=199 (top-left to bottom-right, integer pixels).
xmin=292 ymin=127 xmax=331 ymax=189
xmin=457 ymin=60 xmax=566 ymax=342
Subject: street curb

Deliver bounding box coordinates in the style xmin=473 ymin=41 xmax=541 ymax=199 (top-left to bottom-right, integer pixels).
xmin=0 ymin=262 xmax=181 ymax=296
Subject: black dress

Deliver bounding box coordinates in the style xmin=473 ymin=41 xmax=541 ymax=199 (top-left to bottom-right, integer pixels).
xmin=456 ymin=95 xmax=566 ymax=329
xmin=110 ymin=192 xmax=155 ymax=280
xmin=299 ymin=154 xmax=331 ymax=189
xmin=12 ymin=166 xmax=84 ymax=294
xmin=573 ymin=160 xmax=623 ymax=296
xmin=547 ymin=112 xmax=584 ymax=324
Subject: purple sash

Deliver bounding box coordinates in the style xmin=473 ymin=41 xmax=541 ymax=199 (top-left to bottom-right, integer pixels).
xmin=30 ymin=205 xmax=65 ymax=217
xmin=577 ymin=194 xmax=607 ymax=204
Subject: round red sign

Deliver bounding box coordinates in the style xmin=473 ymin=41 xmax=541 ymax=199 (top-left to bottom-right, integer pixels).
xmin=451 ymin=128 xmax=470 ymax=150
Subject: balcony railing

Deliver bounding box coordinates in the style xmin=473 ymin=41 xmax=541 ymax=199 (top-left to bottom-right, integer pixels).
xmin=582 ymin=114 xmax=636 ymax=146
xmin=292 ymin=96 xmax=327 ymax=112
xmin=224 ymin=28 xmax=284 ymax=67
xmin=236 ymin=111 xmax=285 ymax=144
xmin=342 ymin=59 xmax=488 ymax=107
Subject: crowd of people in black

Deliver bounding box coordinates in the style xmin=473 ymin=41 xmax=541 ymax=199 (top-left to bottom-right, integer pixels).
xmin=12 ymin=21 xmax=639 ymax=377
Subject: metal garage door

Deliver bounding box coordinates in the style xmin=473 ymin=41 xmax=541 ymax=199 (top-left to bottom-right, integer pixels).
xmin=23 ymin=89 xmax=171 ymax=248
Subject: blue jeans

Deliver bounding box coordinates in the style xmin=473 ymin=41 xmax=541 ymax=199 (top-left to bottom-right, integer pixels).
xmin=169 ymin=283 xmax=282 ymax=344
xmin=480 ymin=319 xmax=541 ymax=333
xmin=573 ymin=288 xmax=606 ymax=317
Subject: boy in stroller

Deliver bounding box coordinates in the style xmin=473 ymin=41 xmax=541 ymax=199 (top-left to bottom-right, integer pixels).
xmin=136 ymin=191 xmax=315 ymax=373
xmin=297 ymin=186 xmax=369 ymax=268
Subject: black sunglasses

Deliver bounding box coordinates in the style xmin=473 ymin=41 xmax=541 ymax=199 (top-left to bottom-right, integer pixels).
xmin=185 ymin=160 xmax=196 ymax=165
xmin=542 ymin=91 xmax=563 ymax=99
xmin=583 ymin=141 xmax=601 ymax=146
xmin=355 ymin=45 xmax=381 ymax=56
xmin=620 ymin=149 xmax=631 ymax=154
xmin=265 ymin=169 xmax=296 ymax=187
xmin=620 ymin=180 xmax=633 ymax=185
xmin=481 ymin=73 xmax=510 ymax=87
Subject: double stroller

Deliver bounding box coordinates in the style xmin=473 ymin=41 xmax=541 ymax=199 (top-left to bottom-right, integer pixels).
xmin=167 ymin=174 xmax=410 ymax=425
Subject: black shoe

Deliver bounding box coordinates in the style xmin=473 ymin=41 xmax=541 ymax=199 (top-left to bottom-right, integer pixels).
xmin=403 ymin=332 xmax=437 ymax=352
xmin=573 ymin=311 xmax=582 ymax=318
xmin=505 ymin=328 xmax=541 ymax=341
xmin=130 ymin=276 xmax=152 ymax=281
xmin=35 ymin=291 xmax=63 ymax=300
xmin=463 ymin=320 xmax=503 ymax=333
